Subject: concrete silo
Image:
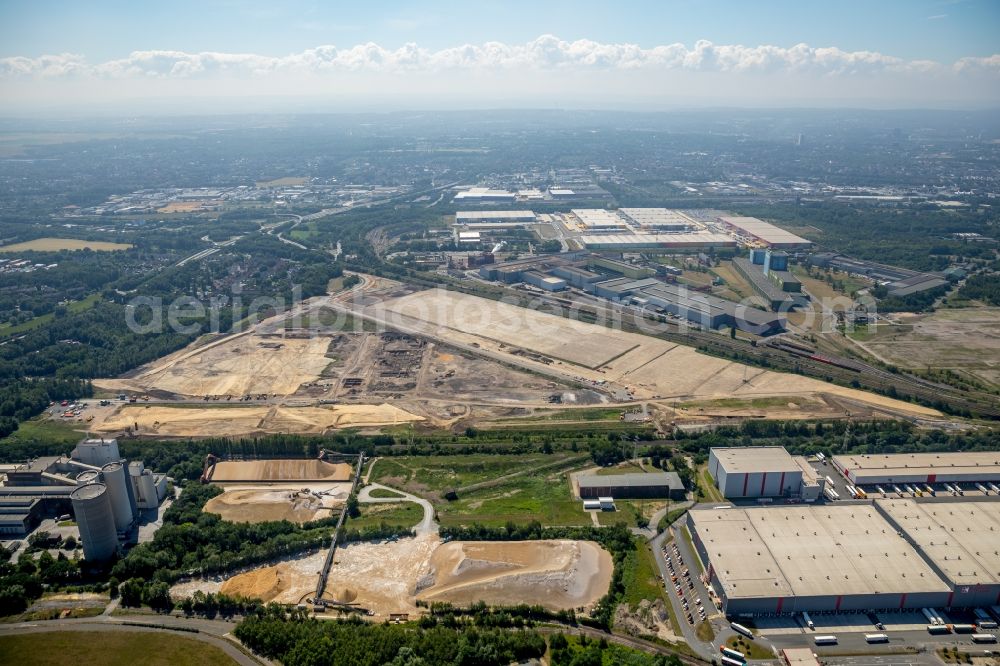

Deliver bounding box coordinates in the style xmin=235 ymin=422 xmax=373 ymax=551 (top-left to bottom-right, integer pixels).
xmin=76 ymin=469 xmax=100 ymax=486
xmin=70 ymin=483 xmax=118 ymax=562
xmin=128 ymin=461 xmax=159 ymax=510
xmin=100 ymin=462 xmax=134 ymax=533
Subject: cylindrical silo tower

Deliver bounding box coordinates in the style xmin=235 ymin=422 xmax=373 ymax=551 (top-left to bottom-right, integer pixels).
xmin=70 ymin=483 xmax=118 ymax=562
xmin=100 ymin=462 xmax=134 ymax=532
xmin=76 ymin=469 xmax=100 ymax=486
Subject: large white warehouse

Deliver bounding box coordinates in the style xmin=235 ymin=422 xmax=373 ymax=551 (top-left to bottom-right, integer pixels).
xmin=833 ymin=452 xmax=1000 ymax=486
xmin=708 ymin=447 xmax=823 ymax=500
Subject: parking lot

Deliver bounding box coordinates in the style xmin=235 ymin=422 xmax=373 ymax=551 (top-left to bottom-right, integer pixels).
xmin=660 ymin=538 xmax=710 ymax=629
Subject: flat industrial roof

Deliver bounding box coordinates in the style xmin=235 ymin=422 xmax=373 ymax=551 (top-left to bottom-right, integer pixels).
xmin=689 ymin=505 xmax=950 ymax=600
xmin=876 ymin=499 xmax=1000 ymax=586
xmin=833 ymin=452 xmax=1000 ymax=478
xmin=618 ymin=208 xmax=696 ymax=228
xmin=580 ymin=232 xmax=736 ymax=246
xmin=718 ymin=216 xmax=811 ymax=246
xmin=578 ymin=472 xmax=680 ymax=488
xmin=571 ymin=209 xmax=629 ymax=228
xmin=455 ymin=210 xmax=536 ymax=221
xmin=712 ymin=447 xmax=802 ymax=474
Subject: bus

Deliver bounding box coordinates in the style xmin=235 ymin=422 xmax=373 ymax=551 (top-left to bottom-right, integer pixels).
xmin=864 ymin=634 xmax=889 ymax=643
xmin=814 ymin=635 xmax=838 ymax=645
xmin=720 ymin=647 xmax=745 ymax=662
xmin=971 ymin=634 xmax=997 ymax=644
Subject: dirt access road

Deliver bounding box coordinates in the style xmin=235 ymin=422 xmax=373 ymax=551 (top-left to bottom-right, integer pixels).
xmin=358 ymin=482 xmax=437 ymax=535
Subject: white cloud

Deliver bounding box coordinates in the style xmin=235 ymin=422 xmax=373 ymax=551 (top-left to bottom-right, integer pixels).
xmin=2 ymin=35 xmax=997 ymax=80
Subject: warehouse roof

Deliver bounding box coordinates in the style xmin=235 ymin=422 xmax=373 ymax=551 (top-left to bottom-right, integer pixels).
xmin=580 ymin=232 xmax=736 ymax=247
xmin=689 ymin=505 xmax=950 ymax=599
xmin=712 ymin=447 xmax=802 ymax=474
xmin=833 ymin=452 xmax=1000 ymax=478
xmin=876 ymin=499 xmax=1000 ymax=585
xmin=718 ymin=216 xmax=811 ymax=246
xmin=455 ymin=210 xmax=536 ymax=222
xmin=578 ymin=472 xmax=681 ymax=489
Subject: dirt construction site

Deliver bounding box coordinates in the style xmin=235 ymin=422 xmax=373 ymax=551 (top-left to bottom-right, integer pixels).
xmin=174 ymin=535 xmax=613 ymax=617
xmin=365 ymin=288 xmax=940 ymax=419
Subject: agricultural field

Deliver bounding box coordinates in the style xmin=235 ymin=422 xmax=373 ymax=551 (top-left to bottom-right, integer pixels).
xmin=0 ymin=238 xmax=133 ymax=252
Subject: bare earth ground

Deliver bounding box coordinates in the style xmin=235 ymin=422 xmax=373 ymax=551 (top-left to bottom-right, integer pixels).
xmin=89 ymin=403 xmax=424 ymax=437
xmin=378 ymin=289 xmax=939 ymax=418
xmin=859 ymin=308 xmax=1000 ymax=389
xmin=203 ymin=488 xmax=345 ymax=523
xmin=95 ymin=333 xmax=333 ymax=397
xmin=175 ymin=537 xmax=613 ymax=618
xmin=0 ymin=237 xmax=133 ymax=252
xmin=211 ymin=460 xmax=353 ymax=482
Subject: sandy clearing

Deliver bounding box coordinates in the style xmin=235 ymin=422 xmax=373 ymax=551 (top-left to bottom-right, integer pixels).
xmin=378 ymin=289 xmax=940 ymax=417
xmin=417 ymin=539 xmax=612 ymax=611
xmin=187 ymin=537 xmax=613 ymax=618
xmin=211 ymin=460 xmax=353 ymax=482
xmin=203 ymin=488 xmax=345 ymax=524
xmin=90 ymin=403 xmax=424 ymax=437
xmin=0 ymin=237 xmax=133 ymax=252
xmin=88 ymin=404 xmax=419 ymax=438
xmin=112 ymin=334 xmax=334 ymax=397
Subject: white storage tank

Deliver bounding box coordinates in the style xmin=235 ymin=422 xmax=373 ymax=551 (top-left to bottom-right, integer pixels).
xmin=76 ymin=470 xmax=100 ymax=486
xmin=70 ymin=483 xmax=118 ymax=561
xmin=101 ymin=462 xmax=134 ymax=532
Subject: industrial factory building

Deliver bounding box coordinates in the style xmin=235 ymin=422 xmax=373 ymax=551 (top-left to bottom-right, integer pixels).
xmin=708 ymin=447 xmax=824 ymax=500
xmin=832 ymin=452 xmax=1000 ymax=486
xmin=733 ymin=249 xmax=809 ymax=312
xmin=571 ymin=208 xmax=631 ymax=231
xmin=717 ymin=215 xmax=812 ymax=249
xmin=579 ymin=232 xmax=737 ymax=251
xmin=618 ymin=208 xmax=695 ymax=231
xmin=875 ymin=499 xmax=1000 ymax=608
xmin=455 ymin=210 xmax=536 ymax=227
xmin=577 ymin=471 xmax=685 ymax=500
xmin=0 ymin=438 xmax=166 ymax=556
xmin=687 ymin=504 xmax=953 ymax=615
xmin=453 ymin=188 xmax=516 ymax=203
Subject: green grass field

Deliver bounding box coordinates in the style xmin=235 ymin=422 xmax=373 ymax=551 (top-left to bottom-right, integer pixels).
xmin=621 ymin=538 xmax=668 ymax=610
xmin=0 ymin=631 xmax=237 ymax=666
xmin=349 ymin=502 xmax=424 ymax=531
xmin=372 ymin=454 xmax=593 ymax=527
xmin=367 ymin=487 xmax=405 ymax=499
xmin=1 ymin=416 xmax=84 ymax=446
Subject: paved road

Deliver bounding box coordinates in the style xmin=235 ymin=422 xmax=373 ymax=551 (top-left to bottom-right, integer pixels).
xmin=358 ymin=482 xmax=438 ymax=536
xmin=650 ymin=528 xmax=723 ymax=661
xmin=0 ymin=616 xmax=269 ymax=666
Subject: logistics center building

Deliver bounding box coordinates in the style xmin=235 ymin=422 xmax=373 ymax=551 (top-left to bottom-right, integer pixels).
xmin=708 ymin=447 xmax=824 ymax=500
xmin=832 ymin=452 xmax=1000 ymax=486
xmin=687 ymin=504 xmax=953 ymax=615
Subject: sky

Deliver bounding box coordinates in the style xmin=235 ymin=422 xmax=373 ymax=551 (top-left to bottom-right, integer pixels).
xmin=1 ymin=0 xmax=998 ymax=114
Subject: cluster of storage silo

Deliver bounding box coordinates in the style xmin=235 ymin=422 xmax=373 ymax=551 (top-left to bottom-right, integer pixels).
xmin=70 ymin=458 xmax=139 ymax=562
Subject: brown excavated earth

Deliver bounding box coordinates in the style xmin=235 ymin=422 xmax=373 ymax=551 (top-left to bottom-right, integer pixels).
xmin=211 ymin=460 xmax=353 ymax=482
xmin=203 ymin=489 xmax=344 ymax=523
xmin=417 ymin=539 xmax=612 ymax=611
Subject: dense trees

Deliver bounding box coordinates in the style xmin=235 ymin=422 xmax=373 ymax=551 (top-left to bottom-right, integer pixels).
xmin=958 ymin=272 xmax=1000 ymax=305
xmin=234 ymin=616 xmax=548 ymax=666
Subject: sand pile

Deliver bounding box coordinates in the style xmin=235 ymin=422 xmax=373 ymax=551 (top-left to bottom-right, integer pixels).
xmin=221 ymin=566 xmax=289 ymax=601
xmin=211 ymin=460 xmax=353 ymax=482
xmin=90 ymin=403 xmax=423 ymax=437
xmin=203 ymin=488 xmax=343 ymax=524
